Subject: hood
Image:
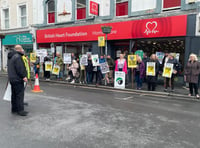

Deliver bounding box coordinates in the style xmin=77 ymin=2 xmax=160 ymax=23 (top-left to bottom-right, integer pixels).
xmin=8 ymin=50 xmax=23 ymax=59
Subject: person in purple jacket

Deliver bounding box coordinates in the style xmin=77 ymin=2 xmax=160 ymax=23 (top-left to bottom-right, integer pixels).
xmin=135 ymin=56 xmax=145 ymax=90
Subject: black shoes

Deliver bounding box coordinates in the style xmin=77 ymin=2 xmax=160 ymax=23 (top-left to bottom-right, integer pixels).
xmin=11 ymin=110 xmax=28 ymax=116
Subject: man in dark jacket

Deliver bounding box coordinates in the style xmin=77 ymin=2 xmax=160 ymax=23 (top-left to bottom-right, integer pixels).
xmin=7 ymin=45 xmax=28 ymax=116
xmin=164 ymin=53 xmax=181 ymax=92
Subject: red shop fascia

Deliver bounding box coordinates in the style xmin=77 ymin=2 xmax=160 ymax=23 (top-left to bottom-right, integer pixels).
xmin=36 ymin=15 xmax=187 ymax=49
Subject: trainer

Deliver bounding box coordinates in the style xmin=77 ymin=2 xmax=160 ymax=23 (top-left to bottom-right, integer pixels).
xmin=7 ymin=45 xmax=28 ymax=116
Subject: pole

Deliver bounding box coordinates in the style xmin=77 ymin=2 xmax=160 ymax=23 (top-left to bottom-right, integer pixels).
xmin=105 ymin=34 xmax=108 ymax=56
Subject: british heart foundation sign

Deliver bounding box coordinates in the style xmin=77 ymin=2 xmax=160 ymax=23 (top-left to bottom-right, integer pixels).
xmin=90 ymin=1 xmax=99 ymax=16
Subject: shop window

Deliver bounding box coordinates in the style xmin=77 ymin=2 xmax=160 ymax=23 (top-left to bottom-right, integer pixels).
xmin=2 ymin=8 xmax=9 ymax=29
xmin=47 ymin=0 xmax=55 ymax=23
xmin=77 ymin=0 xmax=86 ymax=20
xmin=116 ymin=1 xmax=128 ymax=16
xmin=163 ymin=0 xmax=181 ymax=9
xmin=77 ymin=8 xmax=86 ymax=20
xmin=19 ymin=5 xmax=27 ymax=27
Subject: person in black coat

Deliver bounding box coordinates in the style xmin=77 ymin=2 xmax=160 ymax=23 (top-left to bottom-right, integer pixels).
xmin=43 ymin=55 xmax=51 ymax=80
xmin=7 ymin=45 xmax=28 ymax=116
xmin=146 ymin=54 xmax=160 ymax=91
xmin=86 ymin=56 xmax=93 ymax=84
xmin=164 ymin=53 xmax=181 ymax=92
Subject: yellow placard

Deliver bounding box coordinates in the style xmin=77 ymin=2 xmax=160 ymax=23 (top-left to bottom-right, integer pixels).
xmin=52 ymin=65 xmax=60 ymax=75
xmin=147 ymin=66 xmax=155 ymax=76
xmin=128 ymin=55 xmax=137 ymax=68
xmin=30 ymin=53 xmax=36 ymax=63
xmin=162 ymin=63 xmax=173 ymax=78
xmin=98 ymin=36 xmax=105 ymax=47
xmin=45 ymin=61 xmax=53 ymax=71
xmin=146 ymin=62 xmax=155 ymax=76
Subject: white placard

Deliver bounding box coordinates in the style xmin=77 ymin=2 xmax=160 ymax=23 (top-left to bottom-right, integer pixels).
xmin=91 ymin=54 xmax=99 ymax=66
xmin=63 ymin=53 xmax=71 ymax=64
xmin=36 ymin=49 xmax=47 ymax=63
xmin=3 ymin=82 xmax=11 ymax=101
xmin=100 ymin=62 xmax=109 ymax=74
xmin=80 ymin=54 xmax=88 ymax=66
xmin=114 ymin=71 xmax=125 ymax=89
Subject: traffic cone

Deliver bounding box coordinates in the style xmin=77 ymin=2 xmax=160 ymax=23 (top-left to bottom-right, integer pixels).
xmin=32 ymin=74 xmax=43 ymax=93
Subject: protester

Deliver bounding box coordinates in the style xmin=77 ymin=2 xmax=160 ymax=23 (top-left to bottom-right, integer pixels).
xmin=146 ymin=54 xmax=160 ymax=91
xmin=68 ymin=60 xmax=79 ymax=83
xmin=34 ymin=56 xmax=40 ymax=76
xmin=56 ymin=53 xmax=63 ymax=80
xmin=21 ymin=50 xmax=30 ymax=80
xmin=7 ymin=45 xmax=28 ymax=116
xmin=115 ymin=53 xmax=127 ymax=74
xmin=86 ymin=56 xmax=93 ymax=84
xmin=143 ymin=52 xmax=149 ymax=83
xmin=184 ymin=53 xmax=200 ymax=98
xmin=106 ymin=55 xmax=114 ymax=84
xmin=162 ymin=51 xmax=169 ymax=88
xmin=43 ymin=54 xmax=51 ymax=80
xmin=164 ymin=53 xmax=180 ymax=92
xmin=135 ymin=56 xmax=145 ymax=90
xmin=97 ymin=55 xmax=105 ymax=85
xmin=80 ymin=55 xmax=86 ymax=84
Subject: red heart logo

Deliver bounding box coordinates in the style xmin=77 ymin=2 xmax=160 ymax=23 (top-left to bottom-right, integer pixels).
xmin=146 ymin=21 xmax=157 ymax=31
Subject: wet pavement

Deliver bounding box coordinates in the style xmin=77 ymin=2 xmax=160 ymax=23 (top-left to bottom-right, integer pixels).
xmin=1 ymin=76 xmax=200 ymax=148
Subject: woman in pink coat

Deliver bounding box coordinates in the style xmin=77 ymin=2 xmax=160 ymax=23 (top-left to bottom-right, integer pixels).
xmin=69 ymin=60 xmax=79 ymax=83
xmin=115 ymin=54 xmax=127 ymax=74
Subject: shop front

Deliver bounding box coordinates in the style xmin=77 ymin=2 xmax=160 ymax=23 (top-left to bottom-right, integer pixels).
xmin=2 ymin=33 xmax=33 ymax=71
xmin=36 ymin=15 xmax=187 ymax=66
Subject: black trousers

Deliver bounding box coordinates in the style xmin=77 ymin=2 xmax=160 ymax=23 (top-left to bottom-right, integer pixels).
xmin=189 ymin=83 xmax=199 ymax=95
xmin=10 ymin=81 xmax=24 ymax=112
xmin=165 ymin=75 xmax=175 ymax=90
xmin=44 ymin=71 xmax=50 ymax=78
xmin=148 ymin=82 xmax=156 ymax=91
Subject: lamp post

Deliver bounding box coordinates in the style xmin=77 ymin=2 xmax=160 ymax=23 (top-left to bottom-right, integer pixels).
xmin=101 ymin=26 xmax=112 ymax=55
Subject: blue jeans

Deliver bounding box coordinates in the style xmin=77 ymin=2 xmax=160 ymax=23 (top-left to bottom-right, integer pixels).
xmin=135 ymin=74 xmax=143 ymax=89
xmin=87 ymin=72 xmax=93 ymax=84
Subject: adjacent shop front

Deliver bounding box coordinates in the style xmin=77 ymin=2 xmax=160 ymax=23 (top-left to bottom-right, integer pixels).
xmin=2 ymin=33 xmax=33 ymax=70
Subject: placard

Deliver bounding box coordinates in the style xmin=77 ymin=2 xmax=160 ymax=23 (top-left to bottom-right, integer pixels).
xmin=91 ymin=54 xmax=99 ymax=66
xmin=98 ymin=36 xmax=105 ymax=47
xmin=3 ymin=82 xmax=11 ymax=101
xmin=63 ymin=53 xmax=71 ymax=64
xmin=156 ymin=52 xmax=164 ymax=64
xmin=52 ymin=65 xmax=60 ymax=75
xmin=100 ymin=62 xmax=109 ymax=74
xmin=30 ymin=52 xmax=36 ymax=63
xmin=35 ymin=49 xmax=47 ymax=63
xmin=128 ymin=55 xmax=137 ymax=68
xmin=114 ymin=71 xmax=125 ymax=89
xmin=162 ymin=63 xmax=173 ymax=78
xmin=45 ymin=61 xmax=53 ymax=71
xmin=146 ymin=62 xmax=155 ymax=76
xmin=80 ymin=54 xmax=88 ymax=66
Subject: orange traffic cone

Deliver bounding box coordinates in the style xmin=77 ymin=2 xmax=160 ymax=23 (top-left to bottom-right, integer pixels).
xmin=32 ymin=74 xmax=43 ymax=93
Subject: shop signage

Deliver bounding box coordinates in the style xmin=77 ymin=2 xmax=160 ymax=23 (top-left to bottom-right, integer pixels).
xmin=37 ymin=15 xmax=187 ymax=43
xmin=90 ymin=1 xmax=99 ymax=16
xmin=3 ymin=33 xmax=33 ymax=45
